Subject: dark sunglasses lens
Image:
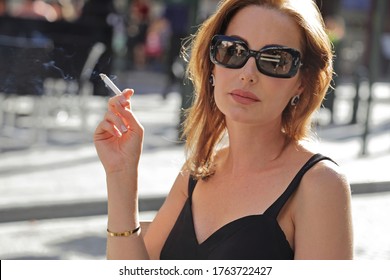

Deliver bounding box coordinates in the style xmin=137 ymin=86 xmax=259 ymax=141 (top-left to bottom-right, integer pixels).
xmin=258 ymin=49 xmax=295 ymax=76
xmin=215 ymin=40 xmax=248 ymax=68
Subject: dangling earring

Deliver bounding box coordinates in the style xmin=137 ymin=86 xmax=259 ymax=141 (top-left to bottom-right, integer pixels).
xmin=209 ymin=74 xmax=215 ymax=87
xmin=290 ymin=95 xmax=300 ymax=106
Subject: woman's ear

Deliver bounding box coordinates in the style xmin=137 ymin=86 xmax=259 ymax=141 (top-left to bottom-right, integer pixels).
xmin=297 ymin=83 xmax=304 ymax=95
xmin=295 ymin=76 xmax=305 ymax=96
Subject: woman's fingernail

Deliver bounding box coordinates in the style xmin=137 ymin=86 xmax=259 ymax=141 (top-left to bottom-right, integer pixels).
xmin=121 ymin=125 xmax=128 ymax=133
xmin=119 ymin=98 xmax=128 ymax=106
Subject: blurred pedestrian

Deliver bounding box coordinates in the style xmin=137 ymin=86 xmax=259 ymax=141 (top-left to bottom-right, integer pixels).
xmin=77 ymin=0 xmax=116 ymax=26
xmin=145 ymin=16 xmax=170 ymax=71
xmin=77 ymin=0 xmax=117 ymax=95
xmin=161 ymin=2 xmax=191 ymax=99
xmin=94 ymin=0 xmax=353 ymax=260
xmin=126 ymin=0 xmax=151 ymax=70
xmin=0 ymin=0 xmax=6 ymax=16
xmin=1 ymin=0 xmax=54 ymax=95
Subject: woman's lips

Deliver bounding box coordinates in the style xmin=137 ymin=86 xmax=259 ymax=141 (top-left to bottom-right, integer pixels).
xmin=230 ymin=89 xmax=260 ymax=105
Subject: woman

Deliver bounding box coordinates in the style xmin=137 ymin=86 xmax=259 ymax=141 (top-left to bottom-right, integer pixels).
xmin=94 ymin=0 xmax=353 ymax=260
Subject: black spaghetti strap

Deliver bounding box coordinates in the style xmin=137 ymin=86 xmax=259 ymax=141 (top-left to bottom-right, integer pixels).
xmin=188 ymin=176 xmax=198 ymax=199
xmin=264 ymin=154 xmax=336 ymax=218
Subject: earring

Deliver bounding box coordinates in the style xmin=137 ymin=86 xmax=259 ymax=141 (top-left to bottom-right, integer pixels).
xmin=290 ymin=95 xmax=300 ymax=106
xmin=209 ymin=74 xmax=215 ymax=87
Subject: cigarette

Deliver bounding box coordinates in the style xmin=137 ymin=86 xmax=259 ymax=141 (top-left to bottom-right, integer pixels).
xmin=99 ymin=73 xmax=122 ymax=95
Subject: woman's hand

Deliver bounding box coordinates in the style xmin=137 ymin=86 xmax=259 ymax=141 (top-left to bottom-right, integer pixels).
xmin=94 ymin=89 xmax=144 ymax=174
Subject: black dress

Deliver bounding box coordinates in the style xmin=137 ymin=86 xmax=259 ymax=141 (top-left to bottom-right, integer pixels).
xmin=160 ymin=154 xmax=334 ymax=260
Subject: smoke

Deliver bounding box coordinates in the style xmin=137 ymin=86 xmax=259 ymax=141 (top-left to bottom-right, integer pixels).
xmin=43 ymin=61 xmax=74 ymax=81
xmin=0 ymin=40 xmax=111 ymax=96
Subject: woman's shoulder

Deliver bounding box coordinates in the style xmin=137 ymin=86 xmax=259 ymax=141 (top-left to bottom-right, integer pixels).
xmin=291 ymin=142 xmax=351 ymax=200
xmin=295 ymin=150 xmax=351 ymax=209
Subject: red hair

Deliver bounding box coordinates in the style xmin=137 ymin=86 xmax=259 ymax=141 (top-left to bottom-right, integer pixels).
xmin=182 ymin=0 xmax=333 ymax=179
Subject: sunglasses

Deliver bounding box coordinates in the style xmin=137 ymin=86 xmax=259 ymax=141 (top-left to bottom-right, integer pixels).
xmin=210 ymin=35 xmax=303 ymax=78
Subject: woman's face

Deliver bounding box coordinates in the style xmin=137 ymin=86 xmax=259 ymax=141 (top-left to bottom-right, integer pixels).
xmin=213 ymin=5 xmax=304 ymax=128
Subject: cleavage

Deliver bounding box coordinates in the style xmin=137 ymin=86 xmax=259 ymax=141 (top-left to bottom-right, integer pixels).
xmin=190 ymin=180 xmax=278 ymax=245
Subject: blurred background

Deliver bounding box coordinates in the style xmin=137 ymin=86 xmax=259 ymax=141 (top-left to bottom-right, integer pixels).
xmin=0 ymin=0 xmax=389 ymax=260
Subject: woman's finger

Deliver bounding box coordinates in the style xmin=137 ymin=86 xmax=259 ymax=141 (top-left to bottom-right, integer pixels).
xmin=104 ymin=111 xmax=128 ymax=135
xmin=108 ymin=89 xmax=134 ymax=112
xmin=123 ymin=108 xmax=144 ymax=136
xmin=94 ymin=119 xmax=122 ymax=139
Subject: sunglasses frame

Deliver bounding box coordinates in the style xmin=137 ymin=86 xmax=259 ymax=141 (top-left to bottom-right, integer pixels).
xmin=210 ymin=35 xmax=303 ymax=78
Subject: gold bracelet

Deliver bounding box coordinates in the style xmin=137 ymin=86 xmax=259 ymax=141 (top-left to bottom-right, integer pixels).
xmin=107 ymin=225 xmax=141 ymax=237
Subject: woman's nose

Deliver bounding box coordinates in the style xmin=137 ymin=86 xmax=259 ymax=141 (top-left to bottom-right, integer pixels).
xmin=239 ymin=57 xmax=258 ymax=84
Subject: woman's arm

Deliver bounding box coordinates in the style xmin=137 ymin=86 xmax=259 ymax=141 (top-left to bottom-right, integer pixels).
xmin=94 ymin=89 xmax=149 ymax=259
xmin=104 ymin=169 xmax=189 ymax=260
xmin=105 ymin=170 xmax=149 ymax=259
xmin=94 ymin=89 xmax=189 ymax=260
xmin=143 ymin=171 xmax=189 ymax=259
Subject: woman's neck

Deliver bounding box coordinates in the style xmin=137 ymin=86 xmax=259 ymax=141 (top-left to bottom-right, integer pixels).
xmin=223 ymin=121 xmax=290 ymax=175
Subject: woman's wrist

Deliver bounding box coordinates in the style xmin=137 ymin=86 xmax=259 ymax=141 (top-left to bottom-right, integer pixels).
xmin=106 ymin=195 xmax=140 ymax=233
xmin=106 ymin=168 xmax=140 ymax=232
xmin=104 ymin=159 xmax=139 ymax=176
